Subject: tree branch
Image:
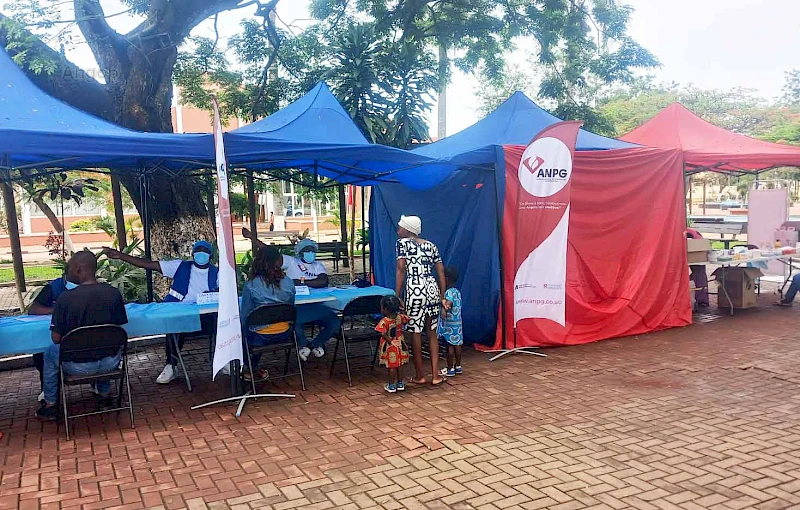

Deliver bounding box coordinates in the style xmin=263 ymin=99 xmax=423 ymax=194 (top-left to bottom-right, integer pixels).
xmin=0 ymin=13 xmax=113 ymax=120
xmin=73 ymin=0 xmax=129 ymax=84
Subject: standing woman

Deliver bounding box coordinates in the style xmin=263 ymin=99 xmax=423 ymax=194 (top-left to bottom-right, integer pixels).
xmin=395 ymin=215 xmax=447 ymax=385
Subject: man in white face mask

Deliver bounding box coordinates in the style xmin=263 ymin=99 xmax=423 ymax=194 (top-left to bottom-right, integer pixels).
xmin=101 ymin=240 xmax=219 ymax=384
xmin=281 ymin=239 xmax=339 ymax=360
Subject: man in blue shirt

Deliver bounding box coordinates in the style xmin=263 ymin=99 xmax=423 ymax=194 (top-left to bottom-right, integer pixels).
xmin=29 ymin=275 xmax=78 ymax=402
xmin=102 ymin=240 xmax=218 ymax=384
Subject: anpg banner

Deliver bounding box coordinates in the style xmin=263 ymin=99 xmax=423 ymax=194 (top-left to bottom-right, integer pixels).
xmin=211 ymin=97 xmax=243 ymax=379
xmin=493 ymin=144 xmax=692 ymax=350
xmin=505 ymin=122 xmax=582 ymax=344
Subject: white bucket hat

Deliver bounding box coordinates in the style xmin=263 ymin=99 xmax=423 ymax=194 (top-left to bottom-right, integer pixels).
xmin=398 ymin=215 xmax=422 ymax=235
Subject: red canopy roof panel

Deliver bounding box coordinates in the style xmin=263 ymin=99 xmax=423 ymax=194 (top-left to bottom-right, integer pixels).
xmin=621 ymin=102 xmax=800 ymax=171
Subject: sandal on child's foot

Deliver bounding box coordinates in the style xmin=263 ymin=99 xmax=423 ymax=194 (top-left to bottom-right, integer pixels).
xmin=396 ymin=381 xmax=406 ymax=391
xmin=384 ymin=383 xmax=397 ymax=393
xmin=454 ymin=366 xmax=463 ymax=375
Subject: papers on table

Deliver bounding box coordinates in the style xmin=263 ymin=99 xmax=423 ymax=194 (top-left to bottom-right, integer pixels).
xmin=295 ymin=285 xmax=310 ymax=296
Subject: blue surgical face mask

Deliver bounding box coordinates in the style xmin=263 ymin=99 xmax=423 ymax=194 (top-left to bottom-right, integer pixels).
xmin=193 ymin=251 xmax=211 ymax=266
xmin=302 ymin=251 xmax=316 ymax=264
xmin=64 ymin=280 xmax=78 ymax=290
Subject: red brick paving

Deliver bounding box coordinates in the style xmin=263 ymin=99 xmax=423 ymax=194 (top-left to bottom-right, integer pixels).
xmin=2 ymin=296 xmax=800 ymax=508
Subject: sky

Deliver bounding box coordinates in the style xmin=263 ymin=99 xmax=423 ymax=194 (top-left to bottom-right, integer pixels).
xmin=55 ymin=0 xmax=800 ymax=138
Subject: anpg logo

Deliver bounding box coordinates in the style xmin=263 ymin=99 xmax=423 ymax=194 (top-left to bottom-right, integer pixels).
xmin=518 ymin=136 xmax=573 ymax=197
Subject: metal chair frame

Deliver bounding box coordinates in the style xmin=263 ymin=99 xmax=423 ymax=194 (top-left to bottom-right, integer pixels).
xmin=329 ymin=295 xmax=384 ymax=386
xmin=58 ymin=324 xmax=134 ymax=440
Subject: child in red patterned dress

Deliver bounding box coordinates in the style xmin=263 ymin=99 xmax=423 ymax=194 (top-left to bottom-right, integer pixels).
xmin=375 ymin=295 xmax=410 ymax=393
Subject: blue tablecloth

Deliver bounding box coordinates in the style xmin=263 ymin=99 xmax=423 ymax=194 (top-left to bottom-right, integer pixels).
xmin=0 ymin=286 xmax=394 ymax=357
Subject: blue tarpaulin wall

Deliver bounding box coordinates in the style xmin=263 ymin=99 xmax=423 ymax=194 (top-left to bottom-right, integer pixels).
xmin=370 ymin=93 xmax=633 ymax=344
xmin=370 ymin=154 xmax=504 ymax=343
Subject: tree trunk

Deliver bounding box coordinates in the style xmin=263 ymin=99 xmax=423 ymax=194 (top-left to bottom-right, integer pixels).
xmin=28 ymin=194 xmax=75 ymax=253
xmin=349 ymin=187 xmax=356 ymax=282
xmin=205 ymin=175 xmax=217 ymax=230
xmin=437 ymin=43 xmax=448 ymax=139
xmin=2 ymin=182 xmax=26 ymax=311
xmin=3 ymin=10 xmax=214 ymax=264
xmin=110 ymin=175 xmax=127 ymax=250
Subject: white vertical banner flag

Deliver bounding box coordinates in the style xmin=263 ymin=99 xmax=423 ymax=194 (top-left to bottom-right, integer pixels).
xmin=511 ymin=121 xmax=582 ymax=329
xmin=211 ymin=96 xmax=243 ymax=379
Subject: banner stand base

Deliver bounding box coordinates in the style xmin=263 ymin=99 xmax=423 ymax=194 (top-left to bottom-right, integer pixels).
xmin=191 ymin=392 xmax=295 ymax=417
xmin=484 ymin=347 xmax=547 ymax=362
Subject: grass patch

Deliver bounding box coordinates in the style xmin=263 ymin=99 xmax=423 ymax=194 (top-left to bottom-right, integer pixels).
xmin=0 ymin=265 xmax=61 ymax=284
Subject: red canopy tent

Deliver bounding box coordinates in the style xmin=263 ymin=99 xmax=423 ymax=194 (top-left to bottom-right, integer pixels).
xmin=621 ymin=102 xmax=800 ymax=174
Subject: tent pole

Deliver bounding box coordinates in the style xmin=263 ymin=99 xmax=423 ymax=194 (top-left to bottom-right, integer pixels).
xmin=246 ymin=169 xmax=258 ymax=253
xmin=493 ymin=163 xmax=508 ymax=352
xmin=361 ymin=185 xmax=367 ymax=281
xmin=1 ymin=162 xmax=26 ymax=312
xmin=111 ymin=174 xmax=127 ymax=250
xmin=205 ymin=175 xmax=216 ymax=230
xmin=338 ymin=184 xmax=349 ymax=269
xmin=140 ymin=168 xmax=153 ymax=303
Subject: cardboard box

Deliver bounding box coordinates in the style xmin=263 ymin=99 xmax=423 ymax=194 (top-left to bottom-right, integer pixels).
xmin=687 ymin=238 xmax=710 ymax=264
xmin=712 ymin=267 xmax=762 ymax=309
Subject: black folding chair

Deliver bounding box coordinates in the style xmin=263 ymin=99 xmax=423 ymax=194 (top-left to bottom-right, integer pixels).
xmin=58 ymin=324 xmax=133 ymax=440
xmin=244 ymin=304 xmax=306 ymax=392
xmin=329 ymin=295 xmax=383 ymax=386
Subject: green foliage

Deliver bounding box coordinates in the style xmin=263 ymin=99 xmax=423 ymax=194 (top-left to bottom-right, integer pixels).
xmin=0 ymin=3 xmax=61 ymax=74
xmin=357 ymin=227 xmax=369 ymax=249
xmin=229 ymin=192 xmax=249 ymax=218
xmin=27 ymin=173 xmax=101 ymax=208
xmin=236 ymin=249 xmax=253 ymax=293
xmin=472 ymin=1 xmax=657 ymax=133
xmin=782 ymin=69 xmax=800 ymax=106
xmin=0 ymin=265 xmax=61 ymax=284
xmin=599 ymin=76 xmax=800 ymax=143
xmin=68 ymin=217 xmax=100 ymax=232
xmin=97 ymin=239 xmax=148 ymax=303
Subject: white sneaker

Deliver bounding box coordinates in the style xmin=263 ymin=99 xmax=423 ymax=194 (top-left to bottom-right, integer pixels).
xmin=298 ymin=347 xmax=311 ymax=362
xmin=156 ymin=365 xmax=177 ymax=384
xmin=38 ymin=391 xmax=45 ymax=402
xmin=312 ymin=347 xmax=325 ymax=358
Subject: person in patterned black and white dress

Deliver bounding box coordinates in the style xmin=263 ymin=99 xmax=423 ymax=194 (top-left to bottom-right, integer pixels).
xmin=395 ymin=215 xmax=448 ymax=386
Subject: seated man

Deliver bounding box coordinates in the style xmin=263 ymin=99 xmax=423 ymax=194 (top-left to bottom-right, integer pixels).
xmin=243 ymin=229 xmax=340 ymax=361
xmin=36 ymin=251 xmax=128 ymax=421
xmin=776 ymin=275 xmax=800 ymax=307
xmin=29 ymin=275 xmax=78 ymax=402
xmin=102 ymin=240 xmax=218 ymax=384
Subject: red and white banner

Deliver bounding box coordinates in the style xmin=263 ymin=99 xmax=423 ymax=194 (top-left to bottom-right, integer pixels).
xmin=492 ymin=144 xmax=692 ymax=350
xmin=510 ymin=122 xmax=582 ymax=333
xmin=211 ymin=97 xmax=243 ymax=379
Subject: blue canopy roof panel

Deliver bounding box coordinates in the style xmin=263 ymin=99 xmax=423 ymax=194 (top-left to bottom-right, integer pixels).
xmin=413 ymin=91 xmax=634 ymax=166
xmin=0 ymin=49 xmax=213 ymax=170
xmin=232 ymin=83 xmax=368 ymax=145
xmin=224 ymin=83 xmax=454 ymax=188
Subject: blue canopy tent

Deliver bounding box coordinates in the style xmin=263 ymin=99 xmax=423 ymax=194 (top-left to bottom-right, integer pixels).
xmin=0 ymin=48 xmax=222 ymax=301
xmin=0 ymin=49 xmax=214 ymax=173
xmin=370 ymin=92 xmax=634 ymax=343
xmin=224 ymin=83 xmax=452 ymax=188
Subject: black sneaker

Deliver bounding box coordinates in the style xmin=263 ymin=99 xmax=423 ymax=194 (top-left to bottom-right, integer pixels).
xmin=36 ymin=404 xmax=58 ymax=422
